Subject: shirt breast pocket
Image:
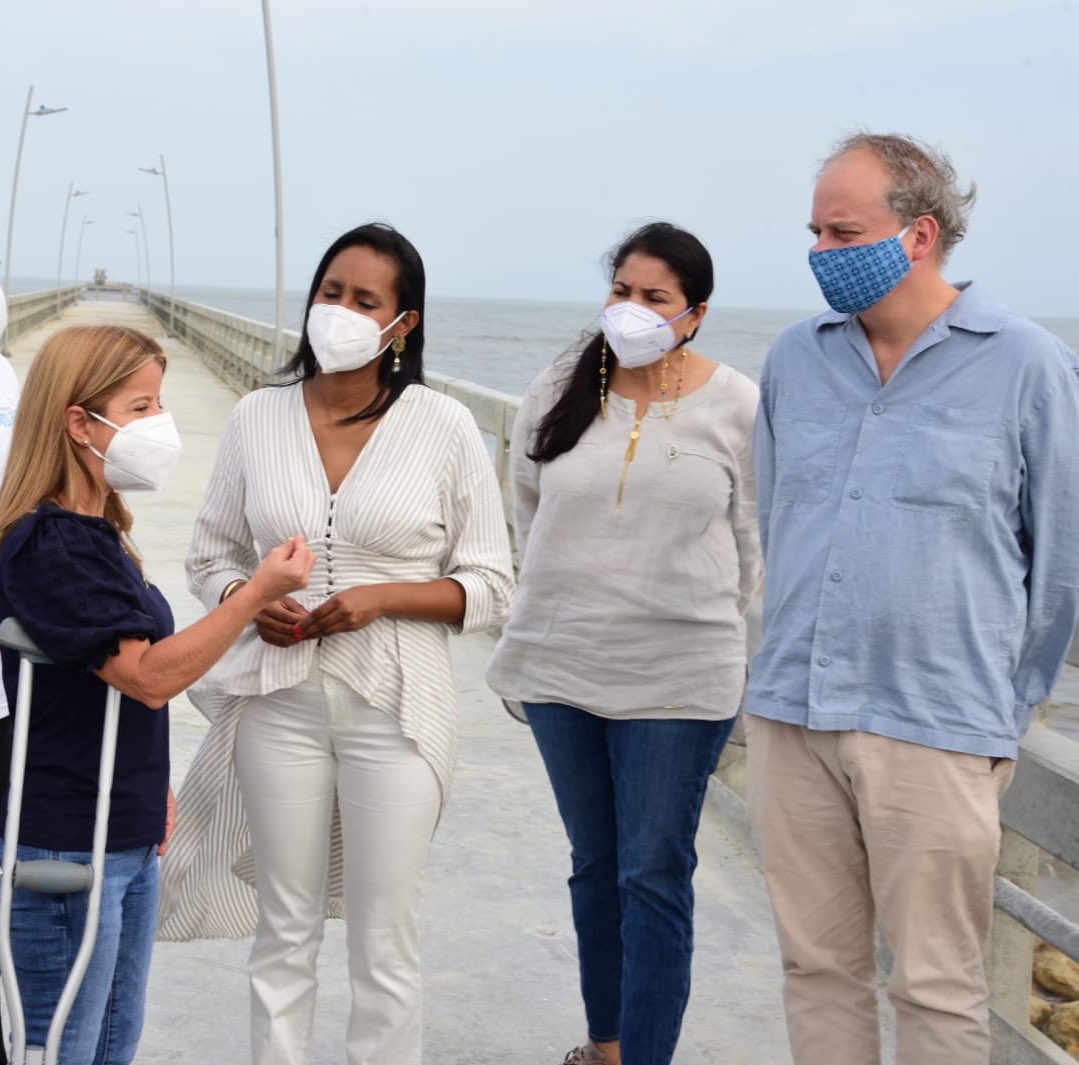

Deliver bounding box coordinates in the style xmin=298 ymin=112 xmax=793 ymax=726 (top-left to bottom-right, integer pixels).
xmin=773 ymin=405 xmax=846 ymax=504
xmin=651 ymin=445 xmax=733 ymax=512
xmin=889 ymin=404 xmax=1002 ymax=521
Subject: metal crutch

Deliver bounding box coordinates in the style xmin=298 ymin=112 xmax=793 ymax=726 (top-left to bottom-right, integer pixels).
xmin=0 ymin=617 xmax=122 ymax=1065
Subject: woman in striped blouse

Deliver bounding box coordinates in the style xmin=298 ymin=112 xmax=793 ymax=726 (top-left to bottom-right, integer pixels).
xmin=162 ymin=223 xmax=515 ymax=1065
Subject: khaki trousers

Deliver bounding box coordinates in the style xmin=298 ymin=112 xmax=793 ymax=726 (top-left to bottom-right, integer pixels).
xmin=745 ymin=715 xmax=1014 ymax=1065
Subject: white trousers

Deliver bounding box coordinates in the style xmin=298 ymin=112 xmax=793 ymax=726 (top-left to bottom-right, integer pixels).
xmin=235 ymin=665 xmax=441 ymax=1065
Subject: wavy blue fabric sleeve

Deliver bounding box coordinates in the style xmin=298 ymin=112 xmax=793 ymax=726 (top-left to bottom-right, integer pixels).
xmin=1 ymin=507 xmax=160 ymax=672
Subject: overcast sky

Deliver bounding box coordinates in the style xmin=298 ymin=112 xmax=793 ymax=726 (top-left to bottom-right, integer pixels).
xmin=2 ymin=0 xmax=1076 ymax=317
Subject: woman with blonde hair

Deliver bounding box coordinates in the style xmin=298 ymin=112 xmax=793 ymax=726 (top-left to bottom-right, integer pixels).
xmin=0 ymin=324 xmax=312 ymax=1065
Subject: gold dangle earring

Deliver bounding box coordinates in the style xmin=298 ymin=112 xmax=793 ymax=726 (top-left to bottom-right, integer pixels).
xmin=391 ymin=335 xmax=406 ymax=374
xmin=599 ymin=337 xmax=609 ymax=419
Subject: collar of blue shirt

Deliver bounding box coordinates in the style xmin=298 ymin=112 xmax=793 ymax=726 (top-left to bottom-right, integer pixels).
xmin=813 ymin=280 xmax=1009 ymax=337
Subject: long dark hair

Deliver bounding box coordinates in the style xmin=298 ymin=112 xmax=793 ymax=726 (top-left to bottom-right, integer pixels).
xmin=529 ymin=222 xmax=714 ymax=463
xmin=283 ymin=222 xmax=426 ymax=423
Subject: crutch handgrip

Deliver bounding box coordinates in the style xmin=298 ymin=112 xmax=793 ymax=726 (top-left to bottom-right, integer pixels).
xmin=12 ymin=860 xmax=94 ymax=894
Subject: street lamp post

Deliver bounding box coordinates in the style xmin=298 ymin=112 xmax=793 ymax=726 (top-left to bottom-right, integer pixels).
xmin=125 ymin=229 xmax=142 ymax=290
xmin=261 ymin=0 xmax=286 ymax=368
xmin=126 ymin=206 xmax=151 ymax=296
xmin=3 ymin=85 xmax=68 ymax=298
xmin=138 ymin=157 xmax=175 ymax=332
xmin=73 ymin=216 xmax=95 ymax=286
xmin=56 ymin=182 xmax=88 ymax=313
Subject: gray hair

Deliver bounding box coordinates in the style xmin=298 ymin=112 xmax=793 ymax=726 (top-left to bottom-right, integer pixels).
xmin=822 ymin=133 xmax=977 ymax=262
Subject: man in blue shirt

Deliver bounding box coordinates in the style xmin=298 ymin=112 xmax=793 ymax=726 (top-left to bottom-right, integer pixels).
xmin=745 ymin=132 xmax=1079 ymax=1065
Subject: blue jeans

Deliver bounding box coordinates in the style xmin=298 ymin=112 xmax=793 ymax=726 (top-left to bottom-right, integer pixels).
xmin=524 ymin=703 xmax=733 ymax=1065
xmin=1 ymin=841 xmax=159 ymax=1065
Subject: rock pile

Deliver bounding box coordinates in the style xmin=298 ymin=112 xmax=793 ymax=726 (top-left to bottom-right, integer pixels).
xmin=1032 ymin=943 xmax=1079 ymax=1057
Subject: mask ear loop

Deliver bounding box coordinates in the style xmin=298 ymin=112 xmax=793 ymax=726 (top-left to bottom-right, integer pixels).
xmin=379 ymin=310 xmax=409 ymax=337
xmin=76 ymin=408 xmax=112 ymax=462
xmin=88 ymin=410 xmax=122 ymax=432
xmin=670 ymin=305 xmax=698 ymax=347
xmin=623 ymin=304 xmax=697 ymax=340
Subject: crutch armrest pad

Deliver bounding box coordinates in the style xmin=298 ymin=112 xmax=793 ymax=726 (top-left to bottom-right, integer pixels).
xmin=0 ymin=617 xmax=53 ymax=665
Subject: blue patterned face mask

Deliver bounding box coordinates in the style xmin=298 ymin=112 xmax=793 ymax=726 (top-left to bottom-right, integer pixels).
xmin=808 ymin=226 xmax=911 ymax=313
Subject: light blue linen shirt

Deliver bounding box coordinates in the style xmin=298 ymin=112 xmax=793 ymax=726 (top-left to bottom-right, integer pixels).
xmin=745 ymin=282 xmax=1079 ymax=758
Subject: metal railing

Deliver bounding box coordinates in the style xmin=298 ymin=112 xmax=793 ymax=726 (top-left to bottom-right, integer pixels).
xmin=1 ymin=286 xmax=80 ymax=350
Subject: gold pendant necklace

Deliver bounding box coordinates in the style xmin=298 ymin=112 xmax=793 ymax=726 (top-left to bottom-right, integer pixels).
xmin=613 ymin=348 xmax=688 ymax=511
xmin=615 ymin=416 xmax=643 ymax=512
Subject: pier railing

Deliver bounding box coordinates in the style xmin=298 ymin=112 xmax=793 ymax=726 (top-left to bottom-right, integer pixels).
xmin=983 ymin=632 xmax=1079 ymax=1062
xmin=140 ymin=289 xmax=290 ymax=395
xmin=1 ymin=286 xmax=80 ymax=349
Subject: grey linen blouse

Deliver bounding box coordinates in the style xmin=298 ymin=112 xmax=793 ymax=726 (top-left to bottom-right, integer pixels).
xmin=486 ymin=362 xmax=762 ymax=720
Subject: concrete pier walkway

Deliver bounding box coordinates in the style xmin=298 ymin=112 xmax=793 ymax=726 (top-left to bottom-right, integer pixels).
xmin=6 ymin=301 xmax=804 ymax=1064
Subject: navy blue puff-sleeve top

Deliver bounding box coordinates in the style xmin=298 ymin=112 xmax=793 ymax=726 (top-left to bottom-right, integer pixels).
xmin=0 ymin=505 xmax=173 ymax=852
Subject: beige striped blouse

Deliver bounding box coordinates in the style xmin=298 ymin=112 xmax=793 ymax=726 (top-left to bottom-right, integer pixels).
xmin=159 ymin=381 xmax=515 ymax=940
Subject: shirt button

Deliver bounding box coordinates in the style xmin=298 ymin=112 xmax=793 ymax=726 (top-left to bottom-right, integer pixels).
xmin=849 ymin=488 xmax=863 ymax=499
xmin=830 ymin=571 xmax=843 ymax=582
xmin=871 ymin=403 xmax=884 ymax=415
xmin=817 ymin=655 xmax=832 ymax=667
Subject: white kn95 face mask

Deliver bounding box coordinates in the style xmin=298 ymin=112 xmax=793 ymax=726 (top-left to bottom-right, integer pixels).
xmin=600 ymin=301 xmax=694 ymax=369
xmin=306 ymin=303 xmax=407 ymax=374
xmin=88 ymin=411 xmax=183 ymax=492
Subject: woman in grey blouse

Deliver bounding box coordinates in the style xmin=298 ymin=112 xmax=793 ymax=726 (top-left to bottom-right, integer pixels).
xmin=486 ymin=223 xmax=761 ymax=1065
xmin=164 ymin=224 xmax=514 ymax=1065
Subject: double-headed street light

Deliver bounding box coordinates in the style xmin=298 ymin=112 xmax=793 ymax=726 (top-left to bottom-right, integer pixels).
xmin=126 ymin=207 xmax=150 ymax=295
xmin=3 ymin=85 xmax=68 ymax=297
xmin=73 ymin=216 xmax=95 ymax=286
xmin=56 ymin=183 xmax=89 ymax=314
xmin=138 ymin=158 xmax=175 ymax=333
